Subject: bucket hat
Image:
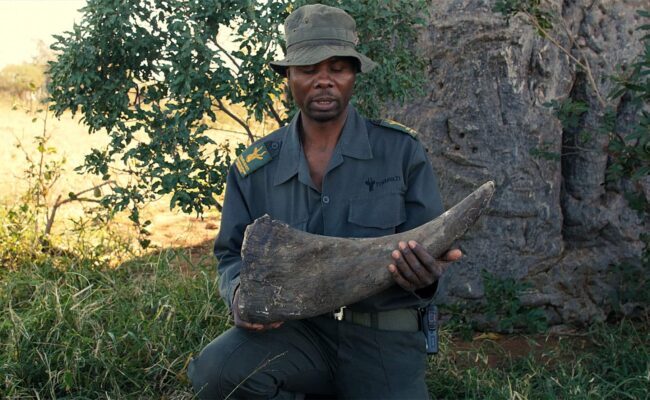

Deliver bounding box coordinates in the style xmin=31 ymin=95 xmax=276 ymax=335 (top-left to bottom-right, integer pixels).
xmin=269 ymin=4 xmax=378 ymax=75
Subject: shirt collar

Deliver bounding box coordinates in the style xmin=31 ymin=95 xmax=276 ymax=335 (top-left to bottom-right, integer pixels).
xmin=273 ymin=105 xmax=373 ymax=186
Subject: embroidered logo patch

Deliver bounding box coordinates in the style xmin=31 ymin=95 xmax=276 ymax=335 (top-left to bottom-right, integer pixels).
xmin=364 ymin=176 xmax=401 ymax=192
xmin=235 ymin=143 xmax=272 ymax=177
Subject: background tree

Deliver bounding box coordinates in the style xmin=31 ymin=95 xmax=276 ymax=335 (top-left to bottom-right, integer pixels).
xmin=394 ymin=0 xmax=648 ymax=327
xmin=47 ymin=0 xmax=428 ymax=242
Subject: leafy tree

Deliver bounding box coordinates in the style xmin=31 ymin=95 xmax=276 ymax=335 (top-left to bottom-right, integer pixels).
xmin=47 ymin=0 xmax=428 ymax=242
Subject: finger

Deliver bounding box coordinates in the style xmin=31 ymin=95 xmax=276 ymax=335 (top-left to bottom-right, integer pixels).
xmin=268 ymin=322 xmax=284 ymax=329
xmin=388 ymin=263 xmax=415 ymax=291
xmin=407 ymin=241 xmax=436 ymax=271
xmin=431 ymin=259 xmax=450 ymax=278
xmin=398 ymin=241 xmax=434 ymax=284
xmin=391 ymin=248 xmax=420 ymax=285
xmin=442 ymin=248 xmax=463 ymax=262
xmin=236 ymin=319 xmax=266 ymax=331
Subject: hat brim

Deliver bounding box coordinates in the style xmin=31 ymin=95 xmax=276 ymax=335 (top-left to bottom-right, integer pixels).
xmin=269 ymin=44 xmax=377 ymax=75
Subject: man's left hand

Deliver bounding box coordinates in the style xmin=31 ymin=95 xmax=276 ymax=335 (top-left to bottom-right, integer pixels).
xmin=388 ymin=240 xmax=462 ymax=292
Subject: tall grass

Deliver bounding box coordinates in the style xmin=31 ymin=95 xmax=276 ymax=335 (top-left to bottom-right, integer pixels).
xmin=1 ymin=251 xmax=648 ymax=399
xmin=1 ymin=250 xmax=228 ymax=399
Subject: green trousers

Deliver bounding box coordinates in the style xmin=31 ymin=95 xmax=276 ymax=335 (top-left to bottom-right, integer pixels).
xmin=187 ymin=315 xmax=429 ymax=399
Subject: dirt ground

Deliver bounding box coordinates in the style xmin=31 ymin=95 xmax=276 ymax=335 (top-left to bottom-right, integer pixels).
xmin=448 ymin=332 xmax=590 ymax=369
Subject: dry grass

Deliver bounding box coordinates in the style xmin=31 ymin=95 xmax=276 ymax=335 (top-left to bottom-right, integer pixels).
xmin=0 ymin=96 xmax=258 ymax=249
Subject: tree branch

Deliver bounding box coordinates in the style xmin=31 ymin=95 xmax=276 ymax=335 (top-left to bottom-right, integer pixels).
xmin=213 ymin=39 xmax=283 ymax=128
xmin=267 ymin=103 xmax=283 ymax=126
xmin=215 ymin=98 xmax=255 ymax=143
xmin=214 ymin=41 xmax=241 ymax=71
xmin=44 ymin=181 xmax=116 ymax=237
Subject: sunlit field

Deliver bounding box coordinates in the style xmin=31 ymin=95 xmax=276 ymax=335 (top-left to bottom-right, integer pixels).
xmin=0 ymin=96 xmax=252 ymax=249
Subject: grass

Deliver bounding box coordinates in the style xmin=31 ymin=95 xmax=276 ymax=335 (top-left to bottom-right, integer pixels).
xmin=427 ymin=321 xmax=650 ymax=399
xmin=0 ymin=250 xmax=228 ymax=399
xmin=1 ymin=251 xmax=648 ymax=399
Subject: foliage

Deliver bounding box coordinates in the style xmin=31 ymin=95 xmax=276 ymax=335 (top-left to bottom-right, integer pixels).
xmin=545 ymin=98 xmax=589 ymax=132
xmin=1 ymin=106 xmax=134 ymax=268
xmin=529 ymin=98 xmax=590 ymax=160
xmin=608 ymin=11 xmax=650 ymax=217
xmin=0 ymin=250 xmax=226 ymax=398
xmin=493 ymin=0 xmax=552 ymax=31
xmin=0 ymin=204 xmax=45 ymax=268
xmin=528 ymin=141 xmax=561 ymax=161
xmin=47 ymin=0 xmax=429 ymax=233
xmin=442 ymin=272 xmax=547 ymax=337
xmin=482 ymin=271 xmax=547 ymax=334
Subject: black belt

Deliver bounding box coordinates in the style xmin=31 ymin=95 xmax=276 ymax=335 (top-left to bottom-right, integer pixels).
xmin=328 ymin=307 xmax=420 ymax=332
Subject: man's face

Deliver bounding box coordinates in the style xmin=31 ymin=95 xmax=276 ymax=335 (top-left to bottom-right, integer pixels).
xmin=287 ymin=57 xmax=356 ymax=123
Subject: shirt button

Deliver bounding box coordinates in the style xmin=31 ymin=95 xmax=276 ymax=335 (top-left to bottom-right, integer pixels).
xmin=270 ymin=142 xmax=279 ymax=150
xmin=322 ymin=195 xmax=330 ymax=204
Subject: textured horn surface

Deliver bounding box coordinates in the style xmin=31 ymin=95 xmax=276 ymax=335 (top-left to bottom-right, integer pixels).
xmin=238 ymin=181 xmax=495 ymax=323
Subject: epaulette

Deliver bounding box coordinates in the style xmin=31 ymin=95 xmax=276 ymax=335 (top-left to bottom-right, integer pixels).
xmin=371 ymin=119 xmax=418 ymax=138
xmin=234 ymin=142 xmax=273 ymax=178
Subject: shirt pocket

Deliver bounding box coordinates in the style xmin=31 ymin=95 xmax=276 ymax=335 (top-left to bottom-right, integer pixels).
xmin=347 ymin=192 xmax=406 ymax=237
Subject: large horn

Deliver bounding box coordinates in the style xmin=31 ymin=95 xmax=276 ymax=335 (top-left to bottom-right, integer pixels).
xmin=238 ymin=181 xmax=495 ymax=323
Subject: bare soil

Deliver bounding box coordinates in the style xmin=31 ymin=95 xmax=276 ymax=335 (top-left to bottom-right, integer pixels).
xmin=449 ymin=332 xmax=592 ymax=369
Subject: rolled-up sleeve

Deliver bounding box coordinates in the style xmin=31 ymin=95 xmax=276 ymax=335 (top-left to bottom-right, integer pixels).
xmin=213 ymin=166 xmax=252 ymax=311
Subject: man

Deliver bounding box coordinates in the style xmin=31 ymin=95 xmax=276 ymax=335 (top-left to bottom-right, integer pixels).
xmin=188 ymin=4 xmax=461 ymax=399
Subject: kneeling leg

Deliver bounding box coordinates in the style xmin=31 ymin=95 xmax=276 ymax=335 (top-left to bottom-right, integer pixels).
xmin=188 ymin=321 xmax=333 ymax=399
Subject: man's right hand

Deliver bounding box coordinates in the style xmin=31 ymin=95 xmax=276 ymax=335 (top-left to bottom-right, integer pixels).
xmin=232 ymin=288 xmax=284 ymax=331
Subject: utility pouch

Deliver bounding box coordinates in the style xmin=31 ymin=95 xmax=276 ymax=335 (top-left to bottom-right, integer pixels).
xmin=420 ymin=305 xmax=439 ymax=354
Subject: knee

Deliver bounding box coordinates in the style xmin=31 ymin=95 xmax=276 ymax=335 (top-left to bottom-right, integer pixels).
xmin=187 ymin=331 xmax=279 ymax=400
xmin=188 ymin=339 xmax=230 ymax=399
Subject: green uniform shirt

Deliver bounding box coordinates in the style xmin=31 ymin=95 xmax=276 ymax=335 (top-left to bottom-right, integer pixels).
xmin=214 ymin=105 xmax=444 ymax=314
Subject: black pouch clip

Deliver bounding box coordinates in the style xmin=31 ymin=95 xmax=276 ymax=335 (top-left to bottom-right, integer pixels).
xmin=420 ymin=305 xmax=439 ymax=354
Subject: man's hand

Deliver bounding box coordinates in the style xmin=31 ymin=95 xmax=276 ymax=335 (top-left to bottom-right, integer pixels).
xmin=388 ymin=240 xmax=462 ymax=292
xmin=232 ymin=288 xmax=284 ymax=331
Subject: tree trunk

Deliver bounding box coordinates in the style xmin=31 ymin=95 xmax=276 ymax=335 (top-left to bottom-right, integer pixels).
xmin=390 ymin=0 xmax=649 ymax=326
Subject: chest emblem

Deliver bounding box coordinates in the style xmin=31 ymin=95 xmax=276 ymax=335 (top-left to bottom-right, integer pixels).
xmin=364 ymin=176 xmax=401 ymax=192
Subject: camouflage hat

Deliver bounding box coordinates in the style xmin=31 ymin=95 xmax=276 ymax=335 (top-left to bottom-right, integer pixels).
xmin=270 ymin=4 xmax=377 ymax=75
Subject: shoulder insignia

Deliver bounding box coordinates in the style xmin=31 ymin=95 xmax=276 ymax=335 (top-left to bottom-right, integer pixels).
xmin=372 ymin=119 xmax=418 ymax=138
xmin=235 ymin=142 xmax=273 ymax=178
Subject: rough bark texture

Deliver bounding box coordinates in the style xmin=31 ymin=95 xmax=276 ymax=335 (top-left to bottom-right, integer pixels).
xmin=389 ymin=0 xmax=648 ymax=327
